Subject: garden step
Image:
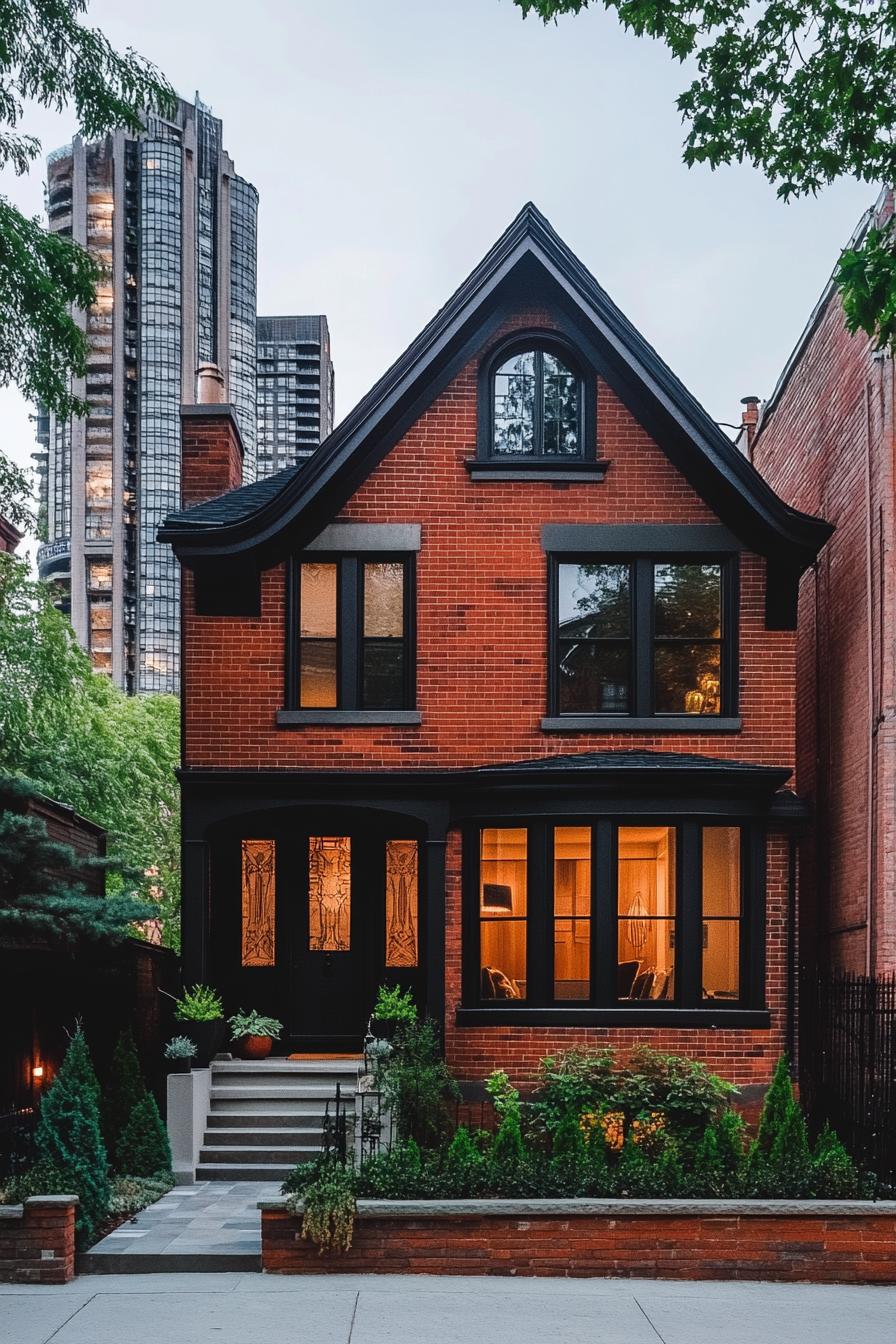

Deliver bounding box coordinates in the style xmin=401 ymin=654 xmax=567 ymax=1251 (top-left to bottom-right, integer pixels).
xmin=195 ymin=1163 xmax=297 ymax=1181
xmin=199 ymin=1145 xmax=320 ymax=1164
xmin=203 ymin=1127 xmax=325 ymax=1146
xmin=205 ymin=1111 xmax=328 ymax=1128
xmin=212 ymin=1059 xmax=361 ymax=1074
xmin=210 ymin=1086 xmax=355 ymax=1102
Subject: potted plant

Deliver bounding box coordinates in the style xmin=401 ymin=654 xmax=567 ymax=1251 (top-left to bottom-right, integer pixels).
xmin=173 ymin=984 xmax=226 ymax=1066
xmin=164 ymin=1035 xmax=197 ymax=1073
xmin=228 ymin=1009 xmax=283 ymax=1060
xmin=369 ymin=984 xmax=417 ymax=1041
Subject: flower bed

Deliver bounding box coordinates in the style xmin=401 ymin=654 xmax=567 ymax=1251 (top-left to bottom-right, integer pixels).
xmin=260 ymin=1196 xmax=896 ymax=1283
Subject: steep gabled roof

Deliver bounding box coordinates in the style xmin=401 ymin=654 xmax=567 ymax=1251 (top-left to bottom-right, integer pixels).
xmin=159 ymin=203 xmax=831 ymax=572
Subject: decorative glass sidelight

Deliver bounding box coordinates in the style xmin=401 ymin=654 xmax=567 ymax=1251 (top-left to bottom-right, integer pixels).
xmin=385 ymin=840 xmax=419 ymax=967
xmin=241 ymin=839 xmax=276 ymax=967
xmin=308 ymin=836 xmax=351 ymax=951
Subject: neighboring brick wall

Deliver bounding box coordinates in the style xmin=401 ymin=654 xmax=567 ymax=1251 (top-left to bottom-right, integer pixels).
xmin=261 ymin=1203 xmax=896 ymax=1283
xmin=0 ymin=1197 xmax=78 ymax=1284
xmin=752 ymin=237 xmax=896 ymax=974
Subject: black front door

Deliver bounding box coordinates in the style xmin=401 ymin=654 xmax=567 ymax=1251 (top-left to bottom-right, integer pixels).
xmin=211 ymin=813 xmax=424 ymax=1050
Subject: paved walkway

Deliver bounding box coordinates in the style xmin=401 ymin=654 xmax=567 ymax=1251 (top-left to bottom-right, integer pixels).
xmin=79 ymin=1181 xmax=280 ymax=1272
xmin=2 ymin=1272 xmax=895 ymax=1343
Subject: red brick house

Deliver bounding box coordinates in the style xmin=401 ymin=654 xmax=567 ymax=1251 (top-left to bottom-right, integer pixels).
xmin=159 ymin=205 xmax=831 ymax=1087
xmin=751 ymin=188 xmax=896 ymax=976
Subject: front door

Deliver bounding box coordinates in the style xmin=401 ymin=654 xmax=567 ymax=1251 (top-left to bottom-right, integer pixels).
xmin=211 ymin=814 xmax=424 ymax=1050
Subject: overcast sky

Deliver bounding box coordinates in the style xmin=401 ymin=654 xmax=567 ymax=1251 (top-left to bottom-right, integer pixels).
xmin=1 ymin=0 xmax=873 ymax=551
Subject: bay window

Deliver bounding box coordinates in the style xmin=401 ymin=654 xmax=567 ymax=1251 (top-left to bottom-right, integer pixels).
xmin=466 ymin=818 xmax=761 ymax=1016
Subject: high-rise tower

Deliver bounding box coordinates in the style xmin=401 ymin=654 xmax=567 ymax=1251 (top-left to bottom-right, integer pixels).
xmin=34 ymin=96 xmax=258 ymax=694
xmin=256 ymin=315 xmax=334 ymax=476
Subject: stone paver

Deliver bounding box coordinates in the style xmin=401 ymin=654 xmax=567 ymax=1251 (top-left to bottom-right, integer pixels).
xmin=79 ymin=1181 xmax=279 ymax=1272
xmin=1 ymin=1273 xmax=895 ymax=1343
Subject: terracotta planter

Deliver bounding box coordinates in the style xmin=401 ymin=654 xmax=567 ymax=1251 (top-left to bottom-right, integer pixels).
xmin=235 ymin=1033 xmax=274 ymax=1060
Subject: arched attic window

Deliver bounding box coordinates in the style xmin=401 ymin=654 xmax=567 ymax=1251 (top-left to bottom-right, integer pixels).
xmin=492 ymin=346 xmax=582 ymax=458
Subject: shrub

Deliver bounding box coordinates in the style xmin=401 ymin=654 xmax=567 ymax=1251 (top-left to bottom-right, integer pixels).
xmin=616 ymin=1047 xmax=735 ymax=1146
xmin=116 ymin=1094 xmax=172 ymax=1178
xmin=532 ymin=1048 xmax=616 ymax=1135
xmin=373 ymin=984 xmax=418 ymax=1025
xmin=282 ymin=1155 xmax=328 ymax=1196
xmin=101 ymin=1027 xmax=146 ymax=1165
xmin=379 ymin=1018 xmax=459 ymax=1146
xmin=691 ymin=1110 xmax=746 ymax=1196
xmin=174 ymin=984 xmax=223 ymax=1021
xmin=3 ymin=1159 xmax=76 ymax=1204
xmin=288 ymin=1158 xmax=356 ymax=1253
xmin=548 ymin=1109 xmax=589 ymax=1196
xmin=812 ymin=1124 xmax=862 ymax=1199
xmin=756 ymin=1054 xmax=794 ymax=1154
xmin=108 ymin=1172 xmax=174 ymax=1215
xmin=32 ymin=1027 xmax=109 ymax=1245
xmin=441 ymin=1125 xmax=487 ymax=1197
xmin=356 ymin=1139 xmax=427 ymax=1199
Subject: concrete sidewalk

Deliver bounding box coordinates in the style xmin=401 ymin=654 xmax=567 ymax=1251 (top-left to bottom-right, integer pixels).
xmin=2 ymin=1271 xmax=895 ymax=1343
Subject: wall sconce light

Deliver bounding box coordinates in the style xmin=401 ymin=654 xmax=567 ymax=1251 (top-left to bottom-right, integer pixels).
xmin=481 ymin=883 xmax=513 ymax=913
xmin=32 ymin=1065 xmax=44 ymax=1082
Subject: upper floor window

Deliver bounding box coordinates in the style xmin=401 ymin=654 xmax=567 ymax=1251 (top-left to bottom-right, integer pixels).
xmin=296 ymin=555 xmax=414 ymax=711
xmin=493 ymin=348 xmax=581 ymax=458
xmin=551 ymin=557 xmax=731 ymax=719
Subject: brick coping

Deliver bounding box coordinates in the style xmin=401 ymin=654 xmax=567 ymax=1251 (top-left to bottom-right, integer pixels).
xmin=260 ymin=1196 xmax=896 ymax=1218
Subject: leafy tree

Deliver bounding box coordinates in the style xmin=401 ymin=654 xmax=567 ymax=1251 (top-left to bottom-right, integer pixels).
xmin=31 ymin=1026 xmax=109 ymax=1244
xmin=513 ymin=0 xmax=896 ymax=349
xmin=0 ymin=1 xmax=174 ymax=420
xmin=102 ymin=1027 xmax=147 ymax=1163
xmin=0 ymin=775 xmax=153 ymax=943
xmin=0 ymin=554 xmax=181 ymax=948
xmin=115 ymin=1093 xmax=172 ymax=1178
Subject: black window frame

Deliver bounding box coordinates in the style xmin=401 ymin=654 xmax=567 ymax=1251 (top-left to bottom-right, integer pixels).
xmin=476 ymin=331 xmax=597 ymax=466
xmin=284 ymin=552 xmax=416 ymax=715
xmin=547 ymin=553 xmax=739 ymax=725
xmin=461 ymin=817 xmax=766 ymax=1025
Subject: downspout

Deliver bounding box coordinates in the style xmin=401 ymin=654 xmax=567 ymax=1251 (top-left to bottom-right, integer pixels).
xmin=864 ymin=374 xmax=879 ymax=975
xmin=786 ymin=831 xmax=798 ymax=1067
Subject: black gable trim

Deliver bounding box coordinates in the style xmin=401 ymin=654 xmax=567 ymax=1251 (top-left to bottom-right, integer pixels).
xmin=159 ymin=204 xmax=833 ymax=574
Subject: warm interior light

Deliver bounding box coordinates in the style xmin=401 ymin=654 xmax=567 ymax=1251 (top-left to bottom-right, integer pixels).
xmin=32 ymin=1065 xmax=44 ymax=1080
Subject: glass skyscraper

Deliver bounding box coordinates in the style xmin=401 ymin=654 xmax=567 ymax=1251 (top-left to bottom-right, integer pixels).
xmin=34 ymin=96 xmax=257 ymax=695
xmin=256 ymin=315 xmax=334 ymax=476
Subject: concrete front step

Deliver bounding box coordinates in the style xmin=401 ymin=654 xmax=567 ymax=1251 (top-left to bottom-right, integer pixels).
xmin=195 ymin=1163 xmax=297 ymax=1181
xmin=203 ymin=1127 xmax=325 ymax=1147
xmin=211 ymin=1086 xmax=356 ymax=1102
xmin=205 ymin=1111 xmax=328 ymax=1129
xmin=199 ymin=1145 xmax=319 ymax=1164
xmin=78 ymin=1250 xmax=261 ymax=1274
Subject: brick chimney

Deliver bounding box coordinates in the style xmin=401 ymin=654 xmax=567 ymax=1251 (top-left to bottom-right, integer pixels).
xmin=739 ymin=395 xmax=760 ymax=454
xmin=180 ymin=363 xmax=244 ymax=509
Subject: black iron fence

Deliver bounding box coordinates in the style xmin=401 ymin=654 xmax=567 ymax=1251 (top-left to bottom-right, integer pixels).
xmin=801 ymin=969 xmax=896 ymax=1186
xmin=0 ymin=1104 xmax=37 ymax=1181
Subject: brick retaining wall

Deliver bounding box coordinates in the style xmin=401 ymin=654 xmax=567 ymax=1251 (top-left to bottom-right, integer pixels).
xmin=261 ymin=1198 xmax=896 ymax=1284
xmin=0 ymin=1196 xmax=78 ymax=1284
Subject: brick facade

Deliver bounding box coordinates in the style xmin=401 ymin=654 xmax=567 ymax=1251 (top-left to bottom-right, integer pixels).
xmin=170 ymin=212 xmax=823 ymax=1091
xmin=178 ymin=325 xmax=798 ymax=1086
xmin=751 ymin=190 xmax=896 ymax=974
xmin=261 ymin=1202 xmax=896 ymax=1283
xmin=0 ymin=1197 xmax=78 ymax=1284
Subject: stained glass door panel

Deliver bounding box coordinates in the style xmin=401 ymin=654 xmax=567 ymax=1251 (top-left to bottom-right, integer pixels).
xmin=308 ymin=836 xmax=351 ymax=951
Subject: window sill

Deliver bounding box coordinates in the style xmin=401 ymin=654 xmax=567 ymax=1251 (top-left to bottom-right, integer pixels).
xmin=465 ymin=459 xmax=611 ymax=483
xmin=540 ymin=716 xmax=743 ymax=733
xmin=276 ymin=709 xmax=422 ymax=727
xmin=455 ymin=1007 xmax=770 ymax=1029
